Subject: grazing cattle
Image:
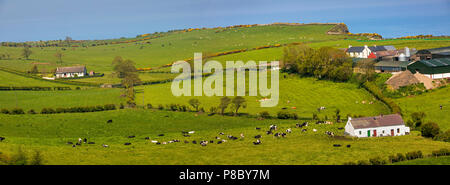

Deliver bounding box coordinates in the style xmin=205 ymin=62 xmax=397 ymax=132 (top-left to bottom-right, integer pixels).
xmin=255 ymin=127 xmax=261 ymax=130
xmin=83 ymin=138 xmax=87 ymax=143
xmin=253 ymin=139 xmax=261 ymax=145
xmin=281 ymin=133 xmax=287 ymax=137
xmin=302 ymin=129 xmax=307 ymax=132
xmin=151 ymin=140 xmax=158 ymax=143
xmin=78 ymin=138 xmax=82 ymax=143
xmin=128 ymin=135 xmax=135 ymax=138
xmin=215 ymin=136 xmax=221 ymax=140
xmin=192 ymin=140 xmax=197 ymax=144
xmin=286 ymin=128 xmax=292 ymax=133
xmin=254 ymin=135 xmax=262 ymax=139
xmin=219 ymin=132 xmax=225 ymax=135
xmin=67 ymin=141 xmax=73 ymax=145
xmin=313 ymin=129 xmax=317 ymax=132
xmin=168 ymin=141 xmax=174 ymax=143
xmin=274 ymin=133 xmax=280 ymax=137
xmin=333 ymin=144 xmax=341 ymax=147
xmin=106 ymin=120 xmax=113 ymax=123
xmin=173 ymin=139 xmax=180 ymax=142
xmin=210 ymin=140 xmax=214 ymax=143
xmin=337 ymin=127 xmax=344 ymax=130
xmin=325 ymin=131 xmax=334 ymax=137
xmin=269 ymin=125 xmax=277 ymax=131
xmin=88 ymin=142 xmax=95 ymax=144
xmin=346 ymin=145 xmax=351 ymax=148
xmin=124 ymin=142 xmax=131 ymax=145
xmin=297 ymin=122 xmax=308 ymax=128
xmin=0 ymin=137 xmax=5 ymax=142
xmin=266 ymin=130 xmax=273 ymax=135
xmin=102 ymin=144 xmax=109 ymax=148
xmin=316 ymin=121 xmax=325 ymax=124
xmin=75 ymin=143 xmax=81 ymax=146
xmin=188 ymin=131 xmax=195 ymax=134
xmin=162 ymin=142 xmax=167 ymax=145
xmin=240 ymin=133 xmax=245 ymax=138
xmin=145 ymin=137 xmax=150 ymax=140
xmin=217 ymin=141 xmax=223 ymax=144
xmin=72 ymin=145 xmax=76 ymax=148
xmin=181 ymin=131 xmax=188 ymax=134
xmin=156 ymin=142 xmax=161 ymax=145
xmin=184 ymin=140 xmax=189 ymax=144
xmin=158 ymin=134 xmax=164 ymax=136
xmin=183 ymin=135 xmax=190 ymax=137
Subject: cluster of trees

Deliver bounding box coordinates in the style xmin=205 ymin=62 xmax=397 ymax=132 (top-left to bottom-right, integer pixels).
xmin=282 ymin=45 xmax=353 ymax=82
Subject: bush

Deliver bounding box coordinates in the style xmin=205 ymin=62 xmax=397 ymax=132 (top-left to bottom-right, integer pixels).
xmin=434 ymin=130 xmax=450 ymax=142
xmin=356 ymin=160 xmax=370 ymax=165
xmin=119 ymin=103 xmax=125 ymax=109
xmin=259 ymin=111 xmax=271 ymax=119
xmin=396 ymin=153 xmax=406 ymax=162
xmin=369 ymin=156 xmax=387 ymax=165
xmin=104 ymin=104 xmax=116 ymax=110
xmin=158 ymin=104 xmax=164 ymax=110
xmin=10 ymin=108 xmax=25 ymax=114
xmin=405 ymin=151 xmax=423 ymax=160
xmin=27 ymin=109 xmax=36 ymax=114
xmin=1 ymin=108 xmax=9 ymax=114
xmin=432 ymin=148 xmax=449 ymax=157
xmin=146 ymin=103 xmax=152 ymax=109
xmin=421 ymin=122 xmax=440 ymax=138
xmin=277 ymin=111 xmax=298 ymax=119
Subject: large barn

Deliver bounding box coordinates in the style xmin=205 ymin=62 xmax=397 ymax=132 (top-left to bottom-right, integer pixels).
xmin=345 ymin=114 xmax=410 ymax=138
xmin=412 ymin=46 xmax=450 ymax=61
xmin=407 ymin=58 xmax=450 ymax=79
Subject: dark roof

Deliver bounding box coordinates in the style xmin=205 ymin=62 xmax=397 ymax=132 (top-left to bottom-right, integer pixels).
xmin=374 ymin=61 xmax=410 ymax=68
xmin=368 ymin=46 xmax=387 ymax=52
xmin=350 ymin=114 xmax=404 ymax=129
xmin=416 ymin=46 xmax=450 ymax=55
xmin=347 ymin=46 xmax=365 ymax=52
xmin=56 ymin=66 xmax=86 ymax=74
xmin=418 ymin=58 xmax=450 ymax=67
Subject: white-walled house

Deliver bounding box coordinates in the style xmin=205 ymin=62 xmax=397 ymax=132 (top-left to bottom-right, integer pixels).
xmin=346 ymin=45 xmax=396 ymax=58
xmin=55 ymin=66 xmax=87 ymax=78
xmin=345 ymin=114 xmax=410 ymax=138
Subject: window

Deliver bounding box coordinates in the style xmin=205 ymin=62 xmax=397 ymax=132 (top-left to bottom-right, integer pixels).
xmin=397 ymin=128 xmax=400 ymax=133
xmin=359 ymin=131 xmax=361 ymax=135
xmin=382 ymin=130 xmax=385 ymax=134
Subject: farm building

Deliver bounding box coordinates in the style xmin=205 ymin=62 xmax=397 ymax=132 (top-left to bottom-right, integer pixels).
xmin=55 ymin=66 xmax=87 ymax=78
xmin=346 ymin=45 xmax=396 ymax=58
xmin=411 ymin=46 xmax=450 ymax=61
xmin=345 ymin=114 xmax=410 ymax=138
xmin=407 ymin=58 xmax=450 ymax=79
xmin=374 ymin=60 xmax=410 ymax=73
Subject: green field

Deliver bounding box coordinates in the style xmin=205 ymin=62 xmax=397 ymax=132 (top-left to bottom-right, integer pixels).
xmin=392 ymin=156 xmax=450 ymax=165
xmin=0 ymin=110 xmax=449 ymax=165
xmin=395 ymin=87 xmax=450 ymax=130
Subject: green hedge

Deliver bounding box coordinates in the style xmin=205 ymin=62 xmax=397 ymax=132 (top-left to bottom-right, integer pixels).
xmin=363 ymin=81 xmax=401 ymax=114
xmin=0 ymin=86 xmax=71 ymax=91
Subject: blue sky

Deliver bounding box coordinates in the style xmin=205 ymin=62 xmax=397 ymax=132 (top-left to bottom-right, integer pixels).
xmin=0 ymin=0 xmax=449 ymax=42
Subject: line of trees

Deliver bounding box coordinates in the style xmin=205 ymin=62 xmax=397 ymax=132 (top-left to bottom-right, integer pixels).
xmin=282 ymin=44 xmax=353 ymax=82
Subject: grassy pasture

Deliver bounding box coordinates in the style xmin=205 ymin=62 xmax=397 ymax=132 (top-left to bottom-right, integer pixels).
xmin=0 ymin=109 xmax=448 ymax=165
xmin=135 ymin=73 xmax=390 ymax=119
xmin=395 ymin=87 xmax=450 ymax=130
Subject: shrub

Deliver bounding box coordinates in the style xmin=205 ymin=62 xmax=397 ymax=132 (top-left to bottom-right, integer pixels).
xmin=421 ymin=122 xmax=440 ymax=138
xmin=10 ymin=108 xmax=25 ymax=114
xmin=104 ymin=104 xmax=116 ymax=110
xmin=396 ymin=153 xmax=406 ymax=162
xmin=158 ymin=104 xmax=164 ymax=110
xmin=259 ymin=111 xmax=271 ymax=119
xmin=55 ymin=108 xmax=65 ymax=113
xmin=1 ymin=108 xmax=10 ymax=114
xmin=405 ymin=151 xmax=423 ymax=160
xmin=342 ymin=161 xmax=357 ymax=165
xmin=434 ymin=130 xmax=450 ymax=142
xmin=356 ymin=160 xmax=370 ymax=165
xmin=119 ymin=103 xmax=125 ymax=109
xmin=146 ymin=103 xmax=152 ymax=109
xmin=431 ymin=148 xmax=449 ymax=157
xmin=209 ymin=106 xmax=217 ymax=113
xmin=29 ymin=150 xmax=44 ymax=165
xmin=388 ymin=155 xmax=398 ymax=163
xmin=27 ymin=109 xmax=36 ymax=114
xmin=369 ymin=156 xmax=387 ymax=165
xmin=277 ymin=111 xmax=297 ymax=119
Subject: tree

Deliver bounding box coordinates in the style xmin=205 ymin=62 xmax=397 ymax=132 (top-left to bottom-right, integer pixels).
xmin=231 ymin=96 xmax=247 ymax=116
xmin=421 ymin=122 xmax=440 ymax=138
xmin=30 ymin=65 xmax=38 ymax=74
xmin=188 ymin=99 xmax=201 ymax=112
xmin=22 ymin=46 xmax=32 ymax=60
xmin=54 ymin=51 xmax=63 ymax=64
xmin=356 ymin=59 xmax=376 ymax=82
xmin=112 ymin=57 xmax=141 ymax=107
xmin=408 ymin=112 xmax=426 ymax=129
xmin=218 ymin=97 xmax=231 ymax=115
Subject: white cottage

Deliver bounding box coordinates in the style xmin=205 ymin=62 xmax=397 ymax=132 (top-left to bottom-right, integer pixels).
xmin=346 ymin=45 xmax=396 ymax=58
xmin=55 ymin=66 xmax=87 ymax=78
xmin=345 ymin=114 xmax=410 ymax=138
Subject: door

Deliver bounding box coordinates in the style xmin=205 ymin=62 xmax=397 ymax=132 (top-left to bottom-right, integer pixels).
xmin=367 ymin=130 xmax=371 ymax=137
xmin=373 ymin=130 xmax=377 ymax=137
xmin=391 ymin=129 xmax=394 ymax=136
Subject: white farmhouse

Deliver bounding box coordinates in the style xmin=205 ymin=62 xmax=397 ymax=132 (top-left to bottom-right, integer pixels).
xmin=346 ymin=45 xmax=396 ymax=58
xmin=345 ymin=114 xmax=410 ymax=138
xmin=55 ymin=66 xmax=87 ymax=78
